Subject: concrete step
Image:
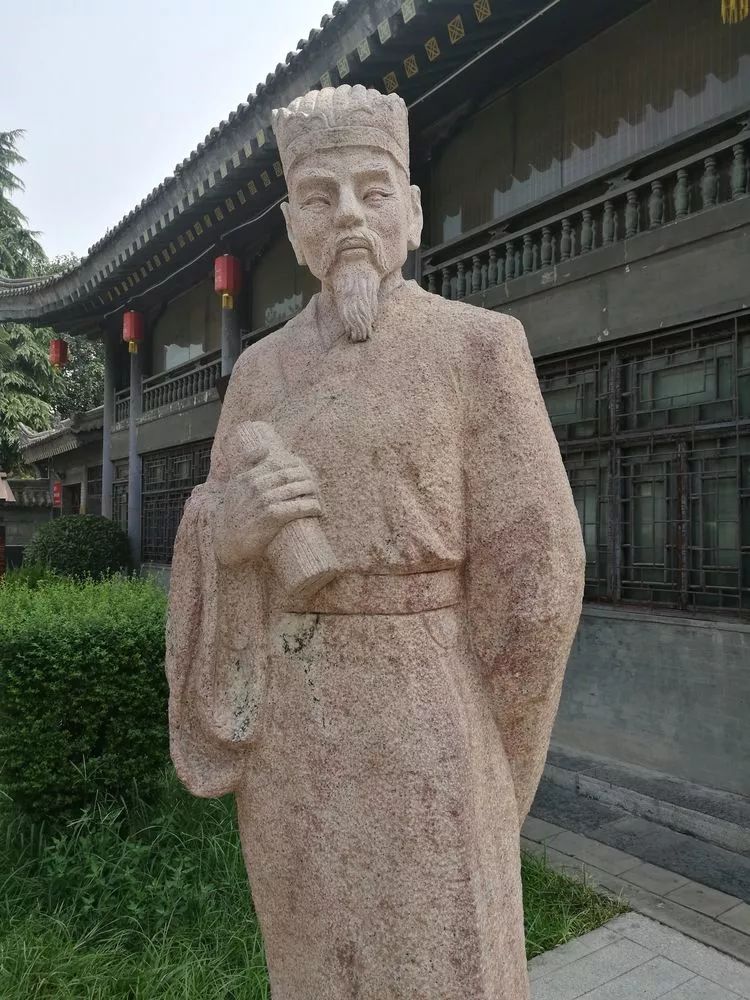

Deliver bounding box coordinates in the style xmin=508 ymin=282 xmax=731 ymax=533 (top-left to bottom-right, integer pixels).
xmin=544 ymin=745 xmax=750 ymax=856
xmin=531 ymin=779 xmax=750 ymax=903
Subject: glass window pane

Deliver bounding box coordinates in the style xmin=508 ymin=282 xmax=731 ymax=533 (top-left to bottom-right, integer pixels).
xmin=562 ymin=449 xmax=609 ymax=600
xmin=251 ymin=232 xmax=318 ymax=330
xmin=151 ymin=279 xmax=220 ymax=374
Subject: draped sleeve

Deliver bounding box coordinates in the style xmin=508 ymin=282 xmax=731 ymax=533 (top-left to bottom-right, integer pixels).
xmin=463 ymin=314 xmax=585 ymax=823
xmin=165 ymin=350 xmax=269 ymax=798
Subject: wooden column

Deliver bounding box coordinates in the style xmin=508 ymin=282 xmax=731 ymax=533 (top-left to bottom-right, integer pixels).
xmin=80 ymin=465 xmax=89 ymax=515
xmin=127 ymin=343 xmax=144 ymax=567
xmin=215 ymin=255 xmax=242 ymax=377
xmin=101 ymin=333 xmax=116 ymax=520
xmin=221 ymin=299 xmax=241 ymax=376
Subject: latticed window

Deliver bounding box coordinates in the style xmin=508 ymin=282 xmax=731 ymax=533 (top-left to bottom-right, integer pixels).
xmin=112 ymin=460 xmax=129 ymax=536
xmin=537 ymin=312 xmax=750 ymax=614
xmin=141 ymin=441 xmax=213 ymax=563
xmin=86 ymin=465 xmax=103 ymax=516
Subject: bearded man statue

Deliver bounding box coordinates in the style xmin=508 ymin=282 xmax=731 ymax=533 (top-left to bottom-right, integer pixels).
xmin=166 ymin=85 xmax=585 ymax=1000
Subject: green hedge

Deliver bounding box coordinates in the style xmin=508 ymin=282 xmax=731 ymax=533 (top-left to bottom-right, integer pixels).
xmin=26 ymin=515 xmax=132 ymax=580
xmin=0 ymin=576 xmax=168 ymax=820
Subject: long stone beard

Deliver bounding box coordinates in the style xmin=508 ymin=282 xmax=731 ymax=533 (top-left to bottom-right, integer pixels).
xmin=329 ymin=261 xmax=382 ymax=343
xmin=323 ymin=233 xmax=389 ymax=343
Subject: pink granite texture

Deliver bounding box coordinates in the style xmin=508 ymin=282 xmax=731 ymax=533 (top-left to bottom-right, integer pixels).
xmin=166 ymin=85 xmax=585 ymax=1000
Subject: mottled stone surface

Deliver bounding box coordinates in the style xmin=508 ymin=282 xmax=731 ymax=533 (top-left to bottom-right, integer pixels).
xmin=166 ymin=85 xmax=585 ymax=1000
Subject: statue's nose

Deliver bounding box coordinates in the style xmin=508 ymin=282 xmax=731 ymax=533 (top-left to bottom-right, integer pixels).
xmin=334 ymin=187 xmax=365 ymax=228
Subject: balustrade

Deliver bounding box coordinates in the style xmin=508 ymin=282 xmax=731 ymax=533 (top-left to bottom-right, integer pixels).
xmin=142 ymin=350 xmax=221 ymax=414
xmin=114 ymin=390 xmax=129 ymax=424
xmin=422 ymin=131 xmax=748 ymax=302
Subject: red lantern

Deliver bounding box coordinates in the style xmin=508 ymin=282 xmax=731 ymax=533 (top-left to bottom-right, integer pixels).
xmin=214 ymin=254 xmax=241 ymax=309
xmin=49 ymin=338 xmax=69 ymax=369
xmin=123 ymin=311 xmax=145 ymax=354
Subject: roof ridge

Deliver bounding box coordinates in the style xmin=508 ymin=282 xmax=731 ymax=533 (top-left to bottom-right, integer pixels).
xmin=0 ymin=0 xmax=358 ymax=307
xmin=82 ymin=0 xmax=356 ymax=262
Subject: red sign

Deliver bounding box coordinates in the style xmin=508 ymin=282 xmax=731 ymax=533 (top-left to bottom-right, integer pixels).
xmin=52 ymin=482 xmax=63 ymax=509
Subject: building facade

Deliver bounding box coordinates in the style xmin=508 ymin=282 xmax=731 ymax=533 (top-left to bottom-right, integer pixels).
xmin=3 ymin=0 xmax=749 ymax=805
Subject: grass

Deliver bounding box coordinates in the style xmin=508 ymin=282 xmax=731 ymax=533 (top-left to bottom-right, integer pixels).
xmin=0 ymin=774 xmax=625 ymax=999
xmin=522 ymin=848 xmax=627 ymax=959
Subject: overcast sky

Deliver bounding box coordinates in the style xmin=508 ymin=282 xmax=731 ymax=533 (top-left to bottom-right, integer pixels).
xmin=2 ymin=0 xmax=323 ymax=260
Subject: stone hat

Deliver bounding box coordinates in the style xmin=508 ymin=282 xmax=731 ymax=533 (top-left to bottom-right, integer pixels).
xmin=271 ymin=85 xmax=410 ymax=177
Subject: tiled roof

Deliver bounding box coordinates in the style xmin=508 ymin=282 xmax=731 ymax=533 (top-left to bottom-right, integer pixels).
xmin=0 ymin=0 xmax=525 ymax=321
xmin=0 ymin=473 xmax=16 ymax=504
xmin=18 ymin=407 xmax=104 ymax=462
xmin=0 ymin=0 xmax=358 ymax=301
xmin=84 ymin=1 xmax=356 ymax=258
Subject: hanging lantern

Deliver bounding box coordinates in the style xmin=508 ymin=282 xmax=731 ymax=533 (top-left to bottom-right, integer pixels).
xmin=214 ymin=254 xmax=242 ymax=309
xmin=722 ymin=0 xmax=749 ymax=22
xmin=122 ymin=310 xmax=145 ymax=354
xmin=49 ymin=338 xmax=69 ymax=369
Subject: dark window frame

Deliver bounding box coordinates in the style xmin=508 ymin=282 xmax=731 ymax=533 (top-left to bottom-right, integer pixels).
xmin=537 ymin=311 xmax=750 ymax=616
xmin=141 ymin=441 xmax=212 ymax=564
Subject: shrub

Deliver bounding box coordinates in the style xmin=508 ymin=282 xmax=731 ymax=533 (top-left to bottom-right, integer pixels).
xmin=1 ymin=564 xmax=56 ymax=590
xmin=25 ymin=514 xmax=132 ymax=580
xmin=0 ymin=576 xmax=168 ymax=820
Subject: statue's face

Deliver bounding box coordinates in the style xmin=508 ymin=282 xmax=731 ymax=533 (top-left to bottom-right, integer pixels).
xmin=281 ymin=146 xmax=422 ymax=283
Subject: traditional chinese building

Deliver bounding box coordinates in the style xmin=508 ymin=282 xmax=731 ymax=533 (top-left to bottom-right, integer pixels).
xmin=3 ymin=0 xmax=749 ymax=818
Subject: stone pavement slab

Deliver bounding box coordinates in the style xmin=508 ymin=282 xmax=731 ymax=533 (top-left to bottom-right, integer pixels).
xmin=668 ymin=879 xmax=741 ymax=918
xmin=545 ymin=830 xmax=643 ymax=877
xmin=585 ymin=814 xmax=750 ymax=902
xmin=521 ymin=820 xmax=750 ymax=965
xmin=529 ymin=926 xmax=622 ymax=983
xmin=530 ymin=913 xmax=750 ymax=1000
xmin=531 ymin=938 xmax=654 ymax=1000
xmin=524 ymin=816 xmax=569 ymax=843
xmin=620 ymin=861 xmax=689 ymax=896
xmin=574 ymin=956 xmax=691 ymax=999
xmin=721 ymin=904 xmax=750 ymax=935
xmin=531 ymin=781 xmax=750 ymax=901
xmin=661 ymin=980 xmax=744 ymax=999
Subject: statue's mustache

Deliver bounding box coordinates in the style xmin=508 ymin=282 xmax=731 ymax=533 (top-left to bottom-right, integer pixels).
xmin=321 ymin=230 xmax=387 ymax=275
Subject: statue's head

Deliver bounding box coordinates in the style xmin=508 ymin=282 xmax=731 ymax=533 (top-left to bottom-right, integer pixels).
xmin=272 ymin=85 xmax=423 ymax=341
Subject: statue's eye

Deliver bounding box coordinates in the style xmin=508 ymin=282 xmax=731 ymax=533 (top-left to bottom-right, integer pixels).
xmin=302 ymin=194 xmax=330 ymax=208
xmin=364 ymin=189 xmax=391 ymax=204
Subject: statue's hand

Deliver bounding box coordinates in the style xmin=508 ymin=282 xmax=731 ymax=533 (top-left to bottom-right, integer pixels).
xmin=215 ymin=455 xmax=322 ymax=567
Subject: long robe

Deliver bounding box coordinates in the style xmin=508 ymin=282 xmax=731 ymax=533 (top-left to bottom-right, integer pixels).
xmin=166 ymin=280 xmax=585 ymax=1000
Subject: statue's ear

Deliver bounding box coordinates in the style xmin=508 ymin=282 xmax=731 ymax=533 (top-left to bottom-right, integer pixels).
xmin=407 ymin=184 xmax=424 ymax=252
xmin=280 ymin=201 xmax=307 ymax=266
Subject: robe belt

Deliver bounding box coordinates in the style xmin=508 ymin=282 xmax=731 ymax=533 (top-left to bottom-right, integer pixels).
xmin=281 ymin=568 xmax=463 ymax=616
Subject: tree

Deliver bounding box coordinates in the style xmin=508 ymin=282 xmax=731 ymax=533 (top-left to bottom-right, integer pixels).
xmin=0 ymin=130 xmax=54 ymax=471
xmin=0 ymin=135 xmax=102 ymax=471
xmin=48 ymin=331 xmax=104 ymax=418
xmin=0 ymin=322 xmax=55 ymax=471
xmin=0 ymin=130 xmax=45 ymax=279
xmin=35 ymin=253 xmax=104 ymax=420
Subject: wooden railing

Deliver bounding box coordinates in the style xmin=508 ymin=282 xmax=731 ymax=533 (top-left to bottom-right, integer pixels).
xmin=142 ymin=349 xmax=221 ymax=413
xmin=421 ymin=128 xmax=749 ymax=300
xmin=114 ymin=389 xmax=129 ymax=424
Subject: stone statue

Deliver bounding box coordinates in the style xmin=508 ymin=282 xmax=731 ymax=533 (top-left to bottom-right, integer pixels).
xmin=166 ymin=85 xmax=585 ymax=1000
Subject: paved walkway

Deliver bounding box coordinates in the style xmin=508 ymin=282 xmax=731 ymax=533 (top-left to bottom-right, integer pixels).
xmin=522 ymin=816 xmax=750 ymax=966
xmin=530 ymin=912 xmax=750 ymax=999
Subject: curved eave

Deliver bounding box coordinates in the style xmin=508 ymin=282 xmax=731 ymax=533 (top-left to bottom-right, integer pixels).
xmin=0 ymin=0 xmax=612 ymax=332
